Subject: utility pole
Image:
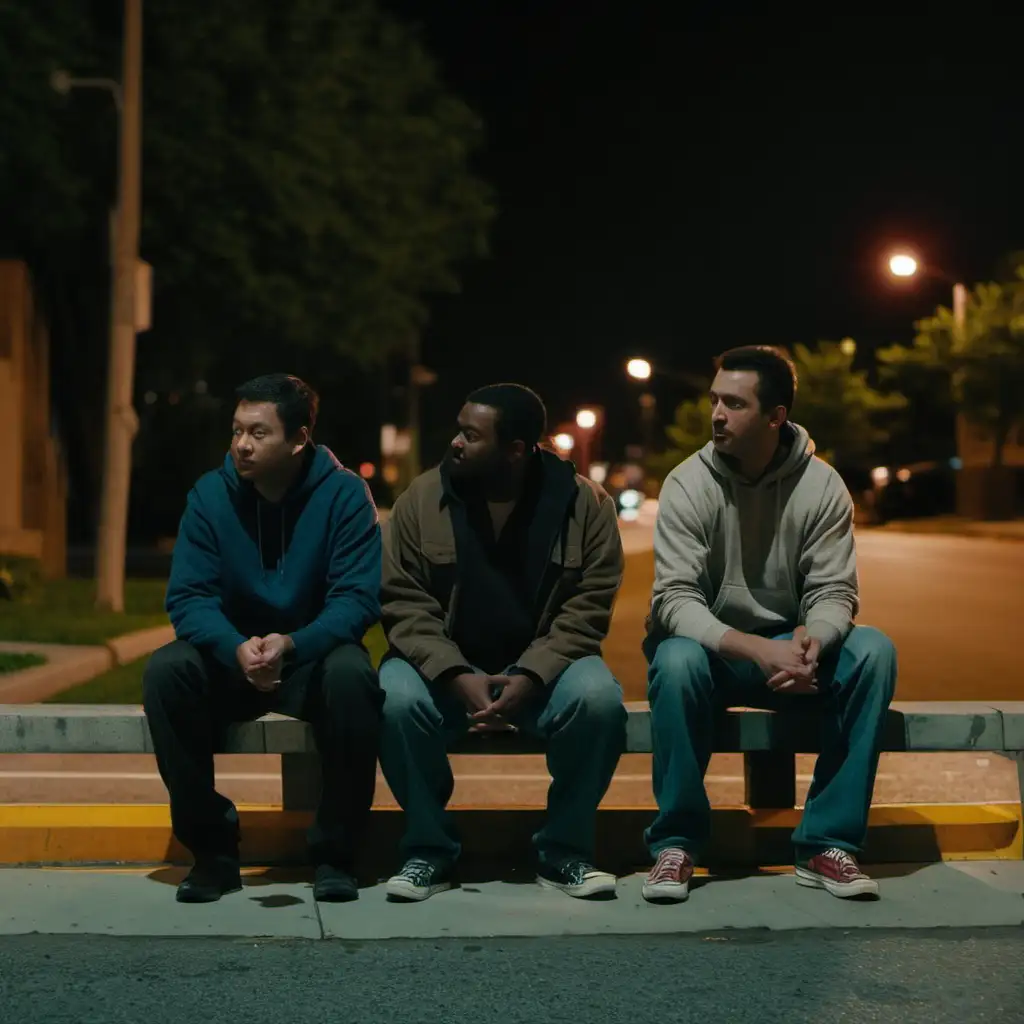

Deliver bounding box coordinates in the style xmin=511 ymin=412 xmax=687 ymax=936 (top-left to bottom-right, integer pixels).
xmin=95 ymin=0 xmax=142 ymax=612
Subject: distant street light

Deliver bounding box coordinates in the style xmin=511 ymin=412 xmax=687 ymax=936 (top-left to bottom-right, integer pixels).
xmin=839 ymin=337 xmax=857 ymax=357
xmin=888 ymin=253 xmax=919 ymax=278
xmin=574 ymin=408 xmax=599 ymax=475
xmin=552 ymin=432 xmax=575 ymax=453
xmin=576 ymin=408 xmax=598 ymax=430
xmin=626 ymin=358 xmax=652 ymax=381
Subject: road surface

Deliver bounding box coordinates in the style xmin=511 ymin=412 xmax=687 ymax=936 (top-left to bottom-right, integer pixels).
xmin=2 ymin=930 xmax=1022 ymax=1023
xmin=0 ymin=528 xmax=1020 ymax=808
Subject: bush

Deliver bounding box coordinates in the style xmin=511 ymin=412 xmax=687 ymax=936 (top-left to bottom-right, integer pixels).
xmin=0 ymin=556 xmax=43 ymax=601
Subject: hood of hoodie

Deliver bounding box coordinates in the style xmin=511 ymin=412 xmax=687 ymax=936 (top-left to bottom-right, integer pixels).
xmin=651 ymin=421 xmax=850 ymax=644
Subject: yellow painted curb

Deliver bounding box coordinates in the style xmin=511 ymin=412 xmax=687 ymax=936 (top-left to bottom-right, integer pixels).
xmin=0 ymin=802 xmax=1018 ymax=865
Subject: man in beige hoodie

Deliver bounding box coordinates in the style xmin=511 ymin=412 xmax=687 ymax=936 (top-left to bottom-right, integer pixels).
xmin=642 ymin=345 xmax=897 ymax=904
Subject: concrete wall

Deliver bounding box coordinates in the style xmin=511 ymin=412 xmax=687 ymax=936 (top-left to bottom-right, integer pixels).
xmin=0 ymin=261 xmax=67 ymax=577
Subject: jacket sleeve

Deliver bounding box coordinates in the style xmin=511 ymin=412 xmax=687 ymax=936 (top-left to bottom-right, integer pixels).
xmin=289 ymin=478 xmax=382 ymax=664
xmin=166 ymin=488 xmax=247 ymax=669
xmin=512 ymin=486 xmax=624 ymax=685
xmin=650 ymin=471 xmax=732 ymax=651
xmin=380 ymin=491 xmax=472 ymax=682
xmin=799 ymin=477 xmax=859 ymax=653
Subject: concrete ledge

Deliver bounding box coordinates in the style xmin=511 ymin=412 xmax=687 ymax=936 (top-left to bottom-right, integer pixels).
xmin=0 ymin=803 xmax=1018 ymax=870
xmin=3 ymin=701 xmax=1023 ymax=755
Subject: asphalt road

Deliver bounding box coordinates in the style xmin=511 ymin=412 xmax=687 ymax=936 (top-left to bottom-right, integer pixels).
xmin=2 ymin=930 xmax=1022 ymax=1024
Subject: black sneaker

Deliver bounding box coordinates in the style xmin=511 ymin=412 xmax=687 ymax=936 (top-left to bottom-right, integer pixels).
xmin=537 ymin=860 xmax=617 ymax=899
xmin=385 ymin=858 xmax=453 ymax=902
xmin=313 ymin=863 xmax=359 ymax=903
xmin=175 ymin=855 xmax=242 ymax=903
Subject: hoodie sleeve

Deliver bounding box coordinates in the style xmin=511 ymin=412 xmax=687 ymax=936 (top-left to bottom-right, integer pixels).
xmin=166 ymin=488 xmax=248 ymax=669
xmin=798 ymin=475 xmax=859 ymax=653
xmin=650 ymin=469 xmax=732 ymax=652
xmin=288 ymin=477 xmax=382 ymax=664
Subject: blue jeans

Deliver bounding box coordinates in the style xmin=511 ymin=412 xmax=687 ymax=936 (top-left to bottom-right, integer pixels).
xmin=379 ymin=655 xmax=627 ymax=866
xmin=645 ymin=626 xmax=897 ymax=860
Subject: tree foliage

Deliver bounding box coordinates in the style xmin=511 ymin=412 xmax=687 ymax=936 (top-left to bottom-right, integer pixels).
xmin=878 ymin=267 xmax=1024 ymax=467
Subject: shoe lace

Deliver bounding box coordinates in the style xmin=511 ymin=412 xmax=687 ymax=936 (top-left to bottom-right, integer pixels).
xmin=649 ymin=848 xmax=689 ymax=883
xmin=819 ymin=848 xmax=863 ymax=877
xmin=400 ymin=858 xmax=439 ymax=887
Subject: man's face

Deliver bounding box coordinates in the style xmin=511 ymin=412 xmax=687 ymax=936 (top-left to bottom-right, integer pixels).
xmin=448 ymin=402 xmax=510 ymax=484
xmin=709 ymin=369 xmax=780 ymax=457
xmin=231 ymin=401 xmax=304 ymax=481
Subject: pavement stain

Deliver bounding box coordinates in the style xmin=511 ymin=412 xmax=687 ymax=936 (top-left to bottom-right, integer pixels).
xmin=248 ymin=894 xmax=304 ymax=909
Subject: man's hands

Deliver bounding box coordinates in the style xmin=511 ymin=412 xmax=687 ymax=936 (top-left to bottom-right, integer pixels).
xmin=449 ymin=672 xmax=539 ymax=733
xmin=236 ymin=633 xmax=294 ymax=692
xmin=754 ymin=627 xmax=820 ymax=695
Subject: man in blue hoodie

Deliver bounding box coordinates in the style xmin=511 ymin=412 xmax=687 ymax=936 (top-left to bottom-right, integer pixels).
xmin=143 ymin=374 xmax=383 ymax=904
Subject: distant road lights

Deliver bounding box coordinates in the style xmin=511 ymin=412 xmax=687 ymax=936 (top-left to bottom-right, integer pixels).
xmin=888 ymin=253 xmax=919 ymax=278
xmin=839 ymin=338 xmax=857 ymax=357
xmin=576 ymin=408 xmax=598 ymax=430
xmin=552 ymin=432 xmax=575 ymax=454
xmin=626 ymin=358 xmax=652 ymax=381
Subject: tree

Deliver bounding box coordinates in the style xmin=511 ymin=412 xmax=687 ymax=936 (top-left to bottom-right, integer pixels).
xmin=652 ymin=342 xmax=906 ymax=477
xmin=878 ymin=269 xmax=1024 ymax=468
xmin=0 ymin=0 xmax=494 ymax=535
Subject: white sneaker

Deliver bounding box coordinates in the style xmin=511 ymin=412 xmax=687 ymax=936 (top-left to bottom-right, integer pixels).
xmin=642 ymin=848 xmax=695 ymax=903
xmin=385 ymin=858 xmax=453 ymax=902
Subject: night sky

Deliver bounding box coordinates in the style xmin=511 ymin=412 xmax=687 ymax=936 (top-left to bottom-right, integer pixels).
xmin=385 ymin=4 xmax=1024 ymax=459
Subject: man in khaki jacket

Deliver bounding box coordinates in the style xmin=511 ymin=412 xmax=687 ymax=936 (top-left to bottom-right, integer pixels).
xmin=379 ymin=383 xmax=627 ymax=902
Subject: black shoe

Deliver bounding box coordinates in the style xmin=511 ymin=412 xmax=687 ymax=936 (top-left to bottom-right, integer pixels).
xmin=175 ymin=855 xmax=242 ymax=904
xmin=313 ymin=863 xmax=359 ymax=903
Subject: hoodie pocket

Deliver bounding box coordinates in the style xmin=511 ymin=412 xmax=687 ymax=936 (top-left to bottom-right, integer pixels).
xmin=710 ymin=583 xmax=795 ymax=633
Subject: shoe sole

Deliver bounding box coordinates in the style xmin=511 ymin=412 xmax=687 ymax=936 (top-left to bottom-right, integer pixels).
xmin=537 ymin=874 xmax=618 ymax=899
xmin=795 ymin=867 xmax=879 ymax=899
xmin=175 ymin=882 xmax=242 ymax=904
xmin=642 ymin=882 xmax=690 ymax=903
xmin=314 ymin=886 xmax=359 ymax=903
xmin=385 ymin=879 xmax=453 ymax=903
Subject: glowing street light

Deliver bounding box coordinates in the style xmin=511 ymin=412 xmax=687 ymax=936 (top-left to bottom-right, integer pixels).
xmin=552 ymin=432 xmax=575 ymax=453
xmin=576 ymin=408 xmax=598 ymax=430
xmin=888 ymin=253 xmax=919 ymax=278
xmin=839 ymin=337 xmax=857 ymax=357
xmin=626 ymin=357 xmax=652 ymax=381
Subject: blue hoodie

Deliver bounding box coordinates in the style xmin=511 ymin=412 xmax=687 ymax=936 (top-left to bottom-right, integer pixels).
xmin=166 ymin=445 xmax=381 ymax=669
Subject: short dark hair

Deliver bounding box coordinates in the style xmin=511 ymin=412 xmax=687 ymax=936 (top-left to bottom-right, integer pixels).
xmin=235 ymin=373 xmax=319 ymax=436
xmin=465 ymin=382 xmax=547 ymax=448
xmin=715 ymin=345 xmax=797 ymax=414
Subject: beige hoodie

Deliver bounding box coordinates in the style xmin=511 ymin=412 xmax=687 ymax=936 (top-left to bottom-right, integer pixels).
xmin=650 ymin=422 xmax=858 ymax=654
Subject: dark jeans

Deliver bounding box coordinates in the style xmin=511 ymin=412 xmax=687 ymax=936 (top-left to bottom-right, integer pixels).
xmin=143 ymin=639 xmax=383 ymax=866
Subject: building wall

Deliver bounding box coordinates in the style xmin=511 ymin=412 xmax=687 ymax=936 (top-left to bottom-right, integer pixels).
xmin=0 ymin=260 xmax=67 ymax=577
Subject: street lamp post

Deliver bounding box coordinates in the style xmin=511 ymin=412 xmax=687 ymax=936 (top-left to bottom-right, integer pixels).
xmin=55 ymin=0 xmax=143 ymax=612
xmin=575 ymin=408 xmax=598 ymax=476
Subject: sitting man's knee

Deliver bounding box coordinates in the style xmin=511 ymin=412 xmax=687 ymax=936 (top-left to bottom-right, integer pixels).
xmin=321 ymin=644 xmax=381 ymax=703
xmin=846 ymin=626 xmax=897 ymax=698
xmin=142 ymin=641 xmax=202 ymax=708
xmin=378 ymin=659 xmax=436 ymax=721
xmin=560 ymin=658 xmax=625 ymax=723
xmin=648 ymin=637 xmax=712 ymax=700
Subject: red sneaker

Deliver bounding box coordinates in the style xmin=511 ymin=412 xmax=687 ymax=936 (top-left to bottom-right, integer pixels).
xmin=642 ymin=848 xmax=695 ymax=903
xmin=796 ymin=848 xmax=879 ymax=899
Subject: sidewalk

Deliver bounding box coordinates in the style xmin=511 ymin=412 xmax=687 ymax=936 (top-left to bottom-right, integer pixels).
xmin=1 ymin=861 xmax=1021 ymax=939
xmin=869 ymin=516 xmax=1024 ymax=542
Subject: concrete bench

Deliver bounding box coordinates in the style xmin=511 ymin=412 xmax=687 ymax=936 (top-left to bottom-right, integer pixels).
xmin=1 ymin=700 xmax=1022 ymax=815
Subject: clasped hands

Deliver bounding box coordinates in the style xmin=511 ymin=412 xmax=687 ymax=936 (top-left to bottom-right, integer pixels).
xmin=754 ymin=626 xmax=821 ymax=695
xmin=449 ymin=671 xmax=537 ymax=733
xmin=236 ymin=633 xmax=294 ymax=692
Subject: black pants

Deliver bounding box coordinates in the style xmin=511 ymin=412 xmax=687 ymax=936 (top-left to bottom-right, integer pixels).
xmin=143 ymin=639 xmax=383 ymax=866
